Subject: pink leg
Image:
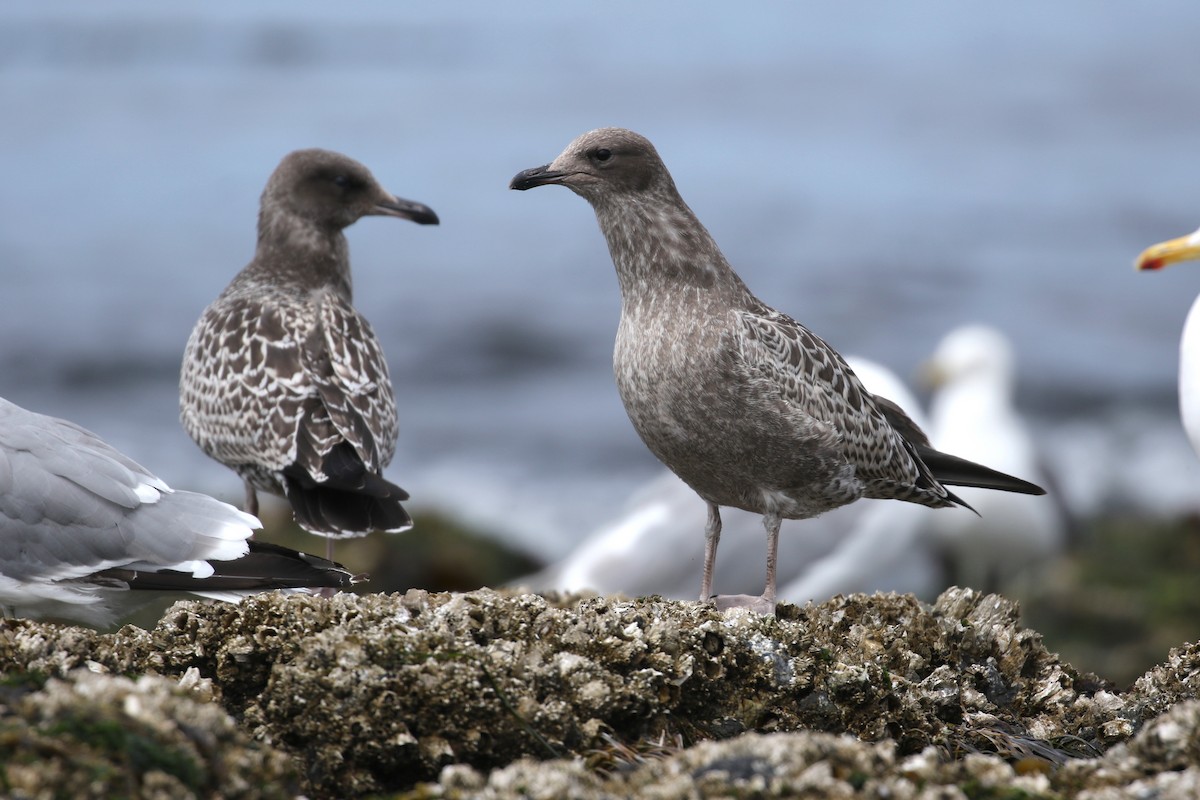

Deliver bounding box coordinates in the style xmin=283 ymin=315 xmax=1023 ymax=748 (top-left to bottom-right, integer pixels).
xmin=761 ymin=512 xmax=780 ymax=607
xmin=699 ymin=502 xmax=722 ymax=601
xmin=315 ymin=538 xmax=340 ymax=598
xmin=712 ymin=512 xmax=781 ymax=616
xmin=243 ymin=481 xmax=259 ymax=538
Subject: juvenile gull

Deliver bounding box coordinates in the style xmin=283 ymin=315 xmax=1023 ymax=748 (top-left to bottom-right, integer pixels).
xmin=181 ymin=149 xmax=438 ymax=552
xmin=0 ymin=396 xmax=355 ymax=628
xmin=1136 ymin=225 xmax=1200 ymax=462
xmin=510 ymin=127 xmax=1046 ymax=614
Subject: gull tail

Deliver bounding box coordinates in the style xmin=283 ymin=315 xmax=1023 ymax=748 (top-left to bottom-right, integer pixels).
xmin=283 ymin=476 xmax=413 ymax=537
xmin=282 ymin=443 xmax=413 ymax=537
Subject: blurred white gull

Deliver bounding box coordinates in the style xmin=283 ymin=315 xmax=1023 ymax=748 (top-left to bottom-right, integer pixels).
xmin=921 ymin=325 xmax=1066 ymax=591
xmin=0 ymin=397 xmax=355 ymax=628
xmin=1136 ymin=225 xmax=1200 ymax=461
xmin=522 ymin=357 xmax=942 ymax=603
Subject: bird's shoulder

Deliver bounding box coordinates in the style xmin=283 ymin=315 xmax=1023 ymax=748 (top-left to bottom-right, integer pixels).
xmin=188 ymin=285 xmax=319 ymax=351
xmin=182 ymin=292 xmax=317 ymax=404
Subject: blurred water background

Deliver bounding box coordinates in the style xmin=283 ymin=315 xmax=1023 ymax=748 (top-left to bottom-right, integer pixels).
xmin=3 ymin=0 xmax=1200 ymax=578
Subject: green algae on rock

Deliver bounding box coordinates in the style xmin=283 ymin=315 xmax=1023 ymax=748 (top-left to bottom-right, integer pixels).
xmin=0 ymin=668 xmax=297 ymax=800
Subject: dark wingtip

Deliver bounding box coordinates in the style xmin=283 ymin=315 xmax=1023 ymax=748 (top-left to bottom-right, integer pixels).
xmin=510 ymin=165 xmax=563 ymax=191
xmin=917 ymin=446 xmax=1047 ymax=497
xmin=245 ymin=540 xmax=357 ymax=589
xmin=112 ymin=540 xmax=356 ymax=592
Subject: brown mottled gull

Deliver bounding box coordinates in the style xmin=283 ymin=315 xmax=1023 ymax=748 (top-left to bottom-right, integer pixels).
xmin=510 ymin=127 xmax=1045 ymax=614
xmin=180 ymin=149 xmax=438 ymax=552
xmin=0 ymin=396 xmax=355 ymax=628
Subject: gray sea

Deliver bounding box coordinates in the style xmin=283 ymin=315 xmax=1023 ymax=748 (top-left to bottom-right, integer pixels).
xmin=3 ymin=1 xmax=1200 ymax=559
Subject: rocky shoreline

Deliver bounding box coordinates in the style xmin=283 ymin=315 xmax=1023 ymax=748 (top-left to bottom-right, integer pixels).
xmin=2 ymin=587 xmax=1198 ymax=798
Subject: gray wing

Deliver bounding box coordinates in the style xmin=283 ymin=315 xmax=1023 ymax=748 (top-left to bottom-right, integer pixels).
xmin=734 ymin=309 xmax=952 ymax=503
xmin=0 ymin=398 xmax=254 ymax=582
xmin=299 ymin=292 xmax=398 ymax=477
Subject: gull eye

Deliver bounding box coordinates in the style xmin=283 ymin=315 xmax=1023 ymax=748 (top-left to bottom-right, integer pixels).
xmin=333 ymin=175 xmax=351 ymax=188
xmin=593 ymin=148 xmax=612 ymax=163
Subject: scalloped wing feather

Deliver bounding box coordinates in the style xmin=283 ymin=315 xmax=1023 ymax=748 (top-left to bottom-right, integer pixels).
xmin=180 ymin=297 xmax=315 ymax=475
xmin=734 ymin=309 xmax=953 ymax=505
xmin=302 ymin=292 xmax=398 ymax=475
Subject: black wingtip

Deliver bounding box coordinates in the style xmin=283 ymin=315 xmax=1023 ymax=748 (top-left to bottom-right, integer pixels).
xmin=111 ymin=540 xmax=356 ymax=593
xmin=918 ymin=446 xmax=1047 ymax=497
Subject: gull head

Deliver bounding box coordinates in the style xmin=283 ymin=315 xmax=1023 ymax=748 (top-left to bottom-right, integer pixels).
xmin=509 ymin=128 xmax=674 ymax=203
xmin=263 ymin=148 xmax=439 ymax=231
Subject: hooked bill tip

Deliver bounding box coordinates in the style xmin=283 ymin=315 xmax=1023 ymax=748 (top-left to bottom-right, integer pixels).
xmin=510 ymin=165 xmax=563 ymax=191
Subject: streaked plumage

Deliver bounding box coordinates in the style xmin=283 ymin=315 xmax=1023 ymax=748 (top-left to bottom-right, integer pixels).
xmin=519 ymin=357 xmax=941 ymax=602
xmin=0 ymin=396 xmax=354 ymax=627
xmin=180 ymin=149 xmax=438 ymax=543
xmin=511 ymin=127 xmax=1045 ymax=614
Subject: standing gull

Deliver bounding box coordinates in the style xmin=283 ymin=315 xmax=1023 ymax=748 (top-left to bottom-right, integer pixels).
xmin=510 ymin=127 xmax=1045 ymax=614
xmin=0 ymin=396 xmax=354 ymax=628
xmin=181 ymin=149 xmax=438 ymax=553
xmin=1136 ymin=225 xmax=1200 ymax=461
